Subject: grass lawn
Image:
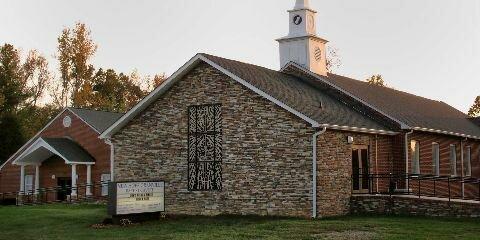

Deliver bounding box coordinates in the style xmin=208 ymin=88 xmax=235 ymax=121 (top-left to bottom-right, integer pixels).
xmin=0 ymin=204 xmax=479 ymax=240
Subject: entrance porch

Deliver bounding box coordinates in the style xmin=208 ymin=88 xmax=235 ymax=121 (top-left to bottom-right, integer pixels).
xmin=12 ymin=137 xmax=95 ymax=201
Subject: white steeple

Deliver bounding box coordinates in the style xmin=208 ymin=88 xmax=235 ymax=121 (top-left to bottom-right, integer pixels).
xmin=277 ymin=0 xmax=328 ymax=76
xmin=294 ymin=0 xmax=311 ymax=10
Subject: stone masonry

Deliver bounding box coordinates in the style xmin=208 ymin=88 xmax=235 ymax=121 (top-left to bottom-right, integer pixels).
xmin=112 ymin=62 xmax=399 ymax=218
xmin=113 ymin=63 xmax=316 ymax=217
xmin=351 ymin=195 xmax=480 ymax=218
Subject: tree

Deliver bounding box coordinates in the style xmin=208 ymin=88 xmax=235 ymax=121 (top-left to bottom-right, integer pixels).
xmin=17 ymin=105 xmax=60 ymax=139
xmin=76 ymin=68 xmax=146 ymax=112
xmin=468 ymin=96 xmax=480 ymax=117
xmin=0 ymin=113 xmax=25 ymax=165
xmin=53 ymin=22 xmax=97 ymax=108
xmin=366 ymin=74 xmax=386 ymax=87
xmin=150 ymin=74 xmax=167 ymax=90
xmin=1 ymin=44 xmax=52 ymax=113
xmin=0 ymin=44 xmax=29 ymax=113
xmin=22 ymin=50 xmax=52 ymax=107
xmin=326 ymin=46 xmax=342 ymax=74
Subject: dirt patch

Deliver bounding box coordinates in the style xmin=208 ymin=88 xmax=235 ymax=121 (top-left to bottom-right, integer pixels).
xmin=313 ymin=230 xmax=377 ymax=240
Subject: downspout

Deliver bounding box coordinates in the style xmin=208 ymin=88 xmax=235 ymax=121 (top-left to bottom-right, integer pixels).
xmin=105 ymin=138 xmax=115 ymax=182
xmin=312 ymin=127 xmax=327 ymax=219
xmin=405 ymin=130 xmax=414 ymax=191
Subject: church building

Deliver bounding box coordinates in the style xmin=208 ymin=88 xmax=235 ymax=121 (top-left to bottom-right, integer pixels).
xmin=1 ymin=0 xmax=479 ymax=217
xmin=99 ymin=0 xmax=480 ymax=217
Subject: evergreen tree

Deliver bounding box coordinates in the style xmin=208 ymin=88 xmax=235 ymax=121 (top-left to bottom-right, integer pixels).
xmin=468 ymin=96 xmax=480 ymax=117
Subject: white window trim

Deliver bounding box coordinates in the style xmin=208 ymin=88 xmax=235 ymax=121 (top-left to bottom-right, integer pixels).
xmin=432 ymin=143 xmax=440 ymax=176
xmin=465 ymin=146 xmax=472 ymax=177
xmin=450 ymin=144 xmax=457 ymax=177
xmin=25 ymin=175 xmax=34 ymax=195
xmin=411 ymin=140 xmax=420 ymax=174
xmin=101 ymin=173 xmax=111 ymax=196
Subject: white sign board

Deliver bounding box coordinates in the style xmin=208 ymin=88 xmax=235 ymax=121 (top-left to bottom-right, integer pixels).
xmin=114 ymin=182 xmax=165 ymax=215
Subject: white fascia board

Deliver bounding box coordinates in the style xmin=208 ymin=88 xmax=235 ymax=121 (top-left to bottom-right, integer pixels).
xmin=412 ymin=127 xmax=480 ymax=140
xmin=12 ymin=137 xmax=94 ymax=166
xmin=0 ymin=109 xmax=69 ymax=171
xmin=281 ymin=62 xmax=411 ymax=130
xmin=100 ymin=54 xmax=322 ymax=139
xmin=322 ymin=124 xmax=399 ymax=136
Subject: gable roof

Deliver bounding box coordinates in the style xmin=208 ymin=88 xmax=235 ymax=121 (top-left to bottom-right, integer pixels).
xmin=1 ymin=108 xmax=122 ymax=170
xmin=100 ymin=53 xmax=397 ymax=139
xmin=322 ymin=73 xmax=480 ymax=139
xmin=13 ymin=137 xmax=95 ymax=166
xmin=69 ymin=108 xmax=124 ymax=133
xmin=102 ymin=53 xmax=480 ymax=140
xmin=201 ymin=54 xmax=393 ymax=132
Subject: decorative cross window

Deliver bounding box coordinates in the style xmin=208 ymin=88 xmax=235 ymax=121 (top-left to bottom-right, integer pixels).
xmin=188 ymin=104 xmax=222 ymax=191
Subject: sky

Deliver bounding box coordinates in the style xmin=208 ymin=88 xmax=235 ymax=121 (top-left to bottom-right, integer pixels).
xmin=1 ymin=0 xmax=479 ymax=113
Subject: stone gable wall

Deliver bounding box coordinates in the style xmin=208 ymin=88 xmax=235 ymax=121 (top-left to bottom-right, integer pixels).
xmin=112 ymin=63 xmax=316 ymax=217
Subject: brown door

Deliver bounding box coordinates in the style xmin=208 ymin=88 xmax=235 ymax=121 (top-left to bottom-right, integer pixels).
xmin=352 ymin=146 xmax=369 ymax=193
xmin=57 ymin=178 xmax=71 ymax=201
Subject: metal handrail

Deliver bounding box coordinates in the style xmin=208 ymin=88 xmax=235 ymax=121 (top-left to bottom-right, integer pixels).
xmin=352 ymin=173 xmax=480 ymax=202
xmin=0 ymin=181 xmax=111 ymax=206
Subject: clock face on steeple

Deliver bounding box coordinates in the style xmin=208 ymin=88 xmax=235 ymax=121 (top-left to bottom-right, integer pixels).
xmin=293 ymin=15 xmax=303 ymax=25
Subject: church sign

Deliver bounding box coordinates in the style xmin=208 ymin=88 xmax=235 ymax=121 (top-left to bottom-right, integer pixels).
xmin=108 ymin=181 xmax=165 ymax=216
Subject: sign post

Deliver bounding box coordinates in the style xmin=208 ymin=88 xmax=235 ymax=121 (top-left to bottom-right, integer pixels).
xmin=108 ymin=181 xmax=165 ymax=224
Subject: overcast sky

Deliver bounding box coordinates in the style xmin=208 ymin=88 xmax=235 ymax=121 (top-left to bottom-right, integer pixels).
xmin=2 ymin=0 xmax=479 ymax=112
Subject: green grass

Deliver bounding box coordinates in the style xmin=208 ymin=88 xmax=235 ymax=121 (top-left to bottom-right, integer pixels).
xmin=0 ymin=204 xmax=479 ymax=240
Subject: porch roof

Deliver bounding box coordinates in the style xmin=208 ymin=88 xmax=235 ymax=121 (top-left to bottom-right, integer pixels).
xmin=12 ymin=137 xmax=95 ymax=166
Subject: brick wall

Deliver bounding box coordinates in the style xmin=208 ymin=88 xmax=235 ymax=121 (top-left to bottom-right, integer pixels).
xmin=406 ymin=132 xmax=480 ymax=199
xmin=0 ymin=110 xmax=111 ymax=198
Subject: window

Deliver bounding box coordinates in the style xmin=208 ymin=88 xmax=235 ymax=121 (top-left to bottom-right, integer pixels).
xmin=25 ymin=175 xmax=33 ymax=194
xmin=188 ymin=104 xmax=223 ymax=191
xmin=450 ymin=145 xmax=457 ymax=176
xmin=465 ymin=147 xmax=472 ymax=177
xmin=411 ymin=140 xmax=420 ymax=174
xmin=432 ymin=143 xmax=440 ymax=176
xmin=101 ymin=174 xmax=111 ymax=196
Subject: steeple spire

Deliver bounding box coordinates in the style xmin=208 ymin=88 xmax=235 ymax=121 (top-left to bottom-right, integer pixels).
xmin=277 ymin=0 xmax=329 ymax=76
xmin=294 ymin=0 xmax=311 ymax=10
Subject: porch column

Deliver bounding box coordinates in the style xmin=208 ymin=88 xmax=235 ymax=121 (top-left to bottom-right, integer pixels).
xmin=19 ymin=165 xmax=25 ymax=195
xmin=71 ymin=164 xmax=77 ymax=197
xmin=86 ymin=165 xmax=92 ymax=196
xmin=34 ymin=165 xmax=40 ymax=195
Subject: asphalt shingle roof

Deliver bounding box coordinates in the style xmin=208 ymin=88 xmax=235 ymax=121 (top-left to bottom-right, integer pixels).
xmin=43 ymin=138 xmax=95 ymax=163
xmin=202 ymin=54 xmax=392 ymax=132
xmin=470 ymin=117 xmax=480 ymax=126
xmin=69 ymin=108 xmax=124 ymax=133
xmin=324 ymin=74 xmax=480 ymax=137
xmin=202 ymin=53 xmax=480 ymax=137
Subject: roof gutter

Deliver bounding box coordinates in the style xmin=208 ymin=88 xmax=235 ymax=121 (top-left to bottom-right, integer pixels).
xmin=320 ymin=124 xmax=398 ymax=136
xmin=412 ymin=127 xmax=480 ymax=140
xmin=312 ymin=127 xmax=327 ymax=219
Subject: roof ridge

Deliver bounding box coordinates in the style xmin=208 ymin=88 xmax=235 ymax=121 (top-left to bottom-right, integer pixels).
xmin=327 ymin=73 xmax=445 ymax=104
xmin=200 ymin=53 xmax=281 ymax=74
xmin=68 ymin=107 xmax=125 ymax=115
